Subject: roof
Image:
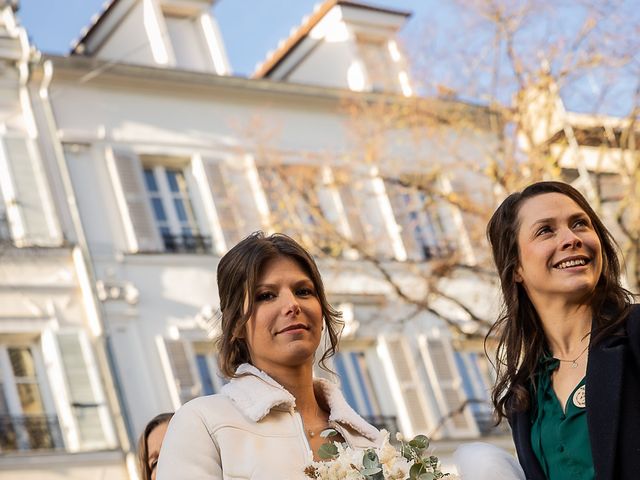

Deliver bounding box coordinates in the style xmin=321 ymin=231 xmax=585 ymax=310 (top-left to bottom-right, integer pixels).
xmin=69 ymin=0 xmax=220 ymax=55
xmin=252 ymin=0 xmax=411 ymax=79
xmin=69 ymin=0 xmax=118 ymax=54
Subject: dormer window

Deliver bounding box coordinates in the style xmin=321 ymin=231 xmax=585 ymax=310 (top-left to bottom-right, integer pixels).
xmin=162 ymin=8 xmax=212 ymax=71
xmin=356 ymin=34 xmax=399 ymax=93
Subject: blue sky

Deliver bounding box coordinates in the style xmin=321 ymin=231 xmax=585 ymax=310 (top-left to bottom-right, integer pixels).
xmin=18 ymin=0 xmax=426 ymax=76
xmin=17 ymin=0 xmax=638 ymax=116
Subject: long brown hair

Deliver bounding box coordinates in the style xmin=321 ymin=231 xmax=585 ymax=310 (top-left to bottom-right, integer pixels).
xmin=137 ymin=412 xmax=174 ymax=480
xmin=216 ymin=231 xmax=343 ymax=378
xmin=486 ymin=181 xmax=632 ymax=420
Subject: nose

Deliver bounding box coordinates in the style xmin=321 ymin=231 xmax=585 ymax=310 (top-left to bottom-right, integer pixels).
xmin=560 ymin=227 xmax=582 ymax=250
xmin=281 ymin=291 xmax=301 ymax=316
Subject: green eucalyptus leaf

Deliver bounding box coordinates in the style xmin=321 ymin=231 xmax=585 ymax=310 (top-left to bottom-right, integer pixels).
xmin=409 ymin=435 xmax=430 ymax=450
xmin=362 ymin=449 xmax=380 ymax=469
xmin=317 ymin=443 xmax=339 ymax=460
xmin=410 ymin=462 xmax=427 ymax=479
xmin=361 ymin=467 xmax=383 ymax=475
xmin=418 ymin=473 xmax=435 ymax=480
xmin=320 ymin=428 xmax=338 ymax=438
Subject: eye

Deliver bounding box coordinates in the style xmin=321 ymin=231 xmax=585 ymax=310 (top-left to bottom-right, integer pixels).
xmin=573 ymin=218 xmax=589 ymax=228
xmin=256 ymin=291 xmax=275 ymax=302
xmin=150 ymin=459 xmax=158 ymax=472
xmin=296 ymin=287 xmax=315 ymax=297
xmin=535 ymin=225 xmax=552 ymax=236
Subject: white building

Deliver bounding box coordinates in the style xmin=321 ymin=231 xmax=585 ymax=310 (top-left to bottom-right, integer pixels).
xmin=0 ymin=1 xmax=511 ymax=478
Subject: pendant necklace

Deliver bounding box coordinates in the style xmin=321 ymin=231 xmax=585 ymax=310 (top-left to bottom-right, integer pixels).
xmin=555 ymin=344 xmax=589 ymax=368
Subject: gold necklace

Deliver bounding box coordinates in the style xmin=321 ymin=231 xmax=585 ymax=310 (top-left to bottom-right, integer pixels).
xmin=306 ymin=423 xmax=329 ymax=438
xmin=555 ymin=345 xmax=589 ymax=368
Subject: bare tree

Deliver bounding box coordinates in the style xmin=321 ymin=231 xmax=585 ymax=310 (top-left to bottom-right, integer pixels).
xmin=234 ymin=0 xmax=639 ymax=343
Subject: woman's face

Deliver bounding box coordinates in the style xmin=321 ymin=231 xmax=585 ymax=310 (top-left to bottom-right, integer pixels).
xmin=515 ymin=192 xmax=603 ymax=308
xmin=243 ymin=255 xmax=323 ymax=374
xmin=147 ymin=421 xmax=169 ymax=480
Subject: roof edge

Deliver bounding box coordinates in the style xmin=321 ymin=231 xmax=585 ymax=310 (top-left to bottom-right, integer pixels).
xmin=252 ymin=0 xmax=411 ymax=79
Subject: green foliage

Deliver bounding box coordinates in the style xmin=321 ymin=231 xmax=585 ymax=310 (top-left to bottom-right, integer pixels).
xmin=318 ymin=442 xmax=339 ymax=460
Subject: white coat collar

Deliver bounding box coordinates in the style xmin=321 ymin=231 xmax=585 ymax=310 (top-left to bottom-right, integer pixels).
xmin=221 ymin=363 xmax=380 ymax=442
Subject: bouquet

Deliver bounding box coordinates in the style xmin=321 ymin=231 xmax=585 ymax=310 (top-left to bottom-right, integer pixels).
xmin=304 ymin=429 xmax=457 ymax=480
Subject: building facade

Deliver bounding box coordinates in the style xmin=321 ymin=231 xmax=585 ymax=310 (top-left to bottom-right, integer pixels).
xmin=0 ymin=1 xmax=513 ymax=478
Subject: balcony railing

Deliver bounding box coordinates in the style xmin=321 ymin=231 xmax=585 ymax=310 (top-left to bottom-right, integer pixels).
xmin=161 ymin=233 xmax=212 ymax=254
xmin=0 ymin=414 xmax=64 ymax=452
xmin=421 ymin=241 xmax=456 ymax=260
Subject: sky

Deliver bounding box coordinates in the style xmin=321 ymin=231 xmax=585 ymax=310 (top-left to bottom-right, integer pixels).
xmin=16 ymin=0 xmax=638 ymax=116
xmin=17 ymin=0 xmax=427 ymax=77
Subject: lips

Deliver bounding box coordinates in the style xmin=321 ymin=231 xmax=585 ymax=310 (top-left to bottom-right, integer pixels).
xmin=553 ymin=255 xmax=591 ymax=269
xmin=277 ymin=323 xmax=309 ymax=334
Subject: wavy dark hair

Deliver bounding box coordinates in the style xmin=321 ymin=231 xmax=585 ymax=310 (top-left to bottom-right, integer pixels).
xmin=216 ymin=231 xmax=343 ymax=378
xmin=486 ymin=181 xmax=632 ymax=420
xmin=137 ymin=412 xmax=174 ymax=480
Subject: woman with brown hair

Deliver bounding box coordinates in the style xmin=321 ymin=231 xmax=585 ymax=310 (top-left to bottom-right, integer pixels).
xmin=485 ymin=181 xmax=640 ymax=479
xmin=156 ymin=232 xmax=380 ymax=479
xmin=138 ymin=412 xmax=173 ymax=480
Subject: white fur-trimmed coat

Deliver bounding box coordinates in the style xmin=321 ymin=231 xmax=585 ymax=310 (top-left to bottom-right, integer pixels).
xmin=157 ymin=363 xmax=381 ymax=479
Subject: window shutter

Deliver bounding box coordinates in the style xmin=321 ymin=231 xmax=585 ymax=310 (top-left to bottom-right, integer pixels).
xmin=378 ymin=336 xmax=431 ymax=437
xmin=334 ymin=170 xmax=367 ymax=244
xmin=56 ymin=332 xmax=109 ymax=450
xmin=106 ymin=148 xmax=160 ymax=252
xmin=201 ymin=160 xmax=242 ymax=249
xmin=384 ymin=180 xmax=420 ymax=258
xmin=419 ymin=335 xmax=479 ymax=437
xmin=0 ymin=134 xmax=61 ymax=246
xmin=163 ymin=339 xmax=199 ymax=405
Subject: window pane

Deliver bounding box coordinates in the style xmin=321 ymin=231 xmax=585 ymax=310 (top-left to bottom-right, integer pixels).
xmin=152 ymin=198 xmax=168 ymax=221
xmin=351 ymin=352 xmax=375 ymax=416
xmin=144 ymin=169 xmax=158 ymax=192
xmin=9 ymin=347 xmax=36 ymax=378
xmin=174 ymin=198 xmax=188 ymax=222
xmin=16 ymin=383 xmax=45 ymax=414
xmin=196 ymin=354 xmax=216 ymax=396
xmin=166 ymin=170 xmax=180 ymax=193
xmin=334 ymin=353 xmax=357 ymax=411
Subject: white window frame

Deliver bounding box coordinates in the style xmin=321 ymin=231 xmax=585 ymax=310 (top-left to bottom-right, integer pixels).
xmin=0 ymin=338 xmax=61 ymax=451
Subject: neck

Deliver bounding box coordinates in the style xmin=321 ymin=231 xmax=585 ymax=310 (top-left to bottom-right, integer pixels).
xmin=257 ymin=362 xmax=320 ymax=414
xmin=534 ymin=300 xmax=592 ymax=357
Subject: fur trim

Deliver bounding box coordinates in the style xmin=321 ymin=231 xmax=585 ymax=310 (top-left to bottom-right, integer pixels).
xmin=222 ymin=364 xmax=380 ymax=441
xmin=221 ymin=364 xmax=295 ymax=422
xmin=314 ymin=378 xmax=380 ymax=441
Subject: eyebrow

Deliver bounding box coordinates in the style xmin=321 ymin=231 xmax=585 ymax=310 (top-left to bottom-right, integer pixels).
xmin=529 ymin=212 xmax=588 ymax=230
xmin=255 ymin=279 xmax=313 ymax=289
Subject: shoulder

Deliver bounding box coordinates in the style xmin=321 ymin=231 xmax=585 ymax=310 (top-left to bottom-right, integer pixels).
xmin=626 ymin=304 xmax=640 ymax=335
xmin=172 ymin=393 xmax=245 ymax=433
xmin=625 ymin=304 xmax=640 ymax=357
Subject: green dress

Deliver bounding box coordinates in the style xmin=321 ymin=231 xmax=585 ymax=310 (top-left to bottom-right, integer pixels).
xmin=530 ymin=355 xmax=595 ymax=480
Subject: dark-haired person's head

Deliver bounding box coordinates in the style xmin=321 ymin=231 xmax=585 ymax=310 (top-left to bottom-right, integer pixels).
xmin=215 ymin=232 xmax=342 ymax=378
xmin=138 ymin=412 xmax=173 ymax=480
xmin=485 ymin=181 xmax=631 ymax=418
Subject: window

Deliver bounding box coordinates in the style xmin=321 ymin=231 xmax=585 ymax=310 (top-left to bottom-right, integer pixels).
xmin=417 ymin=335 xmax=479 ymax=437
xmin=0 ymin=342 xmax=63 ymax=452
xmin=454 ymin=351 xmax=495 ymax=435
xmin=163 ymin=11 xmax=211 ymax=71
xmin=162 ymin=339 xmax=225 ymax=407
xmin=143 ymin=166 xmax=210 ymax=253
xmin=0 ymin=198 xmax=9 ymax=243
xmin=258 ymin=164 xmax=372 ymax=255
xmin=385 ymin=177 xmax=455 ymax=260
xmin=356 ymin=35 xmax=398 ymax=93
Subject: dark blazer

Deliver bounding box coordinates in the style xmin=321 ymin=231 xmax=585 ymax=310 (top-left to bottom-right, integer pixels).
xmin=508 ymin=305 xmax=640 ymax=480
